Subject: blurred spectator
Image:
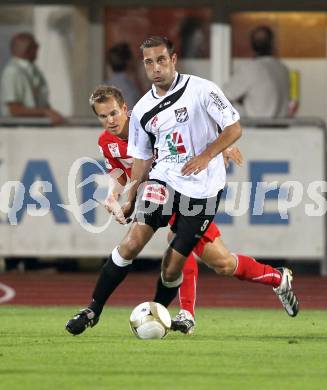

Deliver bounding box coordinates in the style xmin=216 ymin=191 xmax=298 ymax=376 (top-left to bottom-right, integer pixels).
xmin=223 ymin=26 xmax=290 ymax=118
xmin=0 ymin=32 xmax=65 ymax=125
xmin=106 ymin=42 xmax=142 ymax=110
xmin=179 ymin=16 xmax=209 ymax=58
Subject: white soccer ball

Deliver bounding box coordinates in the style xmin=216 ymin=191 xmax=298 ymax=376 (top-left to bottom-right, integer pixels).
xmin=129 ymin=302 xmax=171 ymax=340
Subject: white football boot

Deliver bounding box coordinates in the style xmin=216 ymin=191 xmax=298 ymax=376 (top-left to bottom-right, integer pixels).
xmin=273 ymin=267 xmax=299 ymax=317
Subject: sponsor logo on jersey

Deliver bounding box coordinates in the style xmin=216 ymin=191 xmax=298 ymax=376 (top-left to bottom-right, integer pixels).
xmin=159 ymin=100 xmax=171 ymax=109
xmin=174 ymin=107 xmax=189 ymax=123
xmin=108 ymin=143 xmax=120 ymax=157
xmin=166 ymin=131 xmax=186 ymax=155
xmin=163 ymin=155 xmax=192 ymax=163
xmin=209 ymin=91 xmax=227 ymax=111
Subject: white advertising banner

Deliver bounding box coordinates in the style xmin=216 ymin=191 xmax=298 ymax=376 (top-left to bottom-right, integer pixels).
xmin=220 ymin=127 xmax=325 ymax=259
xmin=0 ymin=126 xmax=325 ymax=259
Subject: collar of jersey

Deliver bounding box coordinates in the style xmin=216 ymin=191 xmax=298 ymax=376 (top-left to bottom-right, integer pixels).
xmin=151 ymin=72 xmax=181 ymax=99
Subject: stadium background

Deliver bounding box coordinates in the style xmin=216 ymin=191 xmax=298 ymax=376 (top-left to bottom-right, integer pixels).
xmin=1 ymin=0 xmax=327 ymax=272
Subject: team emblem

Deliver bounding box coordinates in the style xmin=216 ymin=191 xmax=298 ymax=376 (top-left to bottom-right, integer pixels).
xmin=108 ymin=143 xmax=120 ymax=157
xmin=174 ymin=107 xmax=189 ymax=123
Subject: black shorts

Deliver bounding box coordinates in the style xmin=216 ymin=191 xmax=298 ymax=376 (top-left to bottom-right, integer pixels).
xmin=135 ymin=179 xmax=222 ymax=257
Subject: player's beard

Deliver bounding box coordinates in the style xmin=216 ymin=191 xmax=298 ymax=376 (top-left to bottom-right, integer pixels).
xmin=154 ymin=78 xmax=172 ymax=92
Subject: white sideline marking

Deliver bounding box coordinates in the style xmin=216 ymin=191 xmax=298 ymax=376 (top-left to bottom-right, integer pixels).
xmin=0 ymin=282 xmax=16 ymax=303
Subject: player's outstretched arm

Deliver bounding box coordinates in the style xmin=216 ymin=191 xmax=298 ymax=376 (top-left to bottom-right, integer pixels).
xmin=223 ymin=145 xmax=243 ymax=168
xmin=115 ymin=158 xmax=153 ymax=224
xmin=103 ymin=168 xmax=127 ymax=214
xmin=181 ymin=121 xmax=242 ymax=176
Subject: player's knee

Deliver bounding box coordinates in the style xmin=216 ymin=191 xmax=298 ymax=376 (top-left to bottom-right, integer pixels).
xmin=120 ymin=236 xmax=143 ymax=259
xmin=162 ymin=268 xmax=181 ymax=283
xmin=212 ymin=256 xmax=234 ymax=276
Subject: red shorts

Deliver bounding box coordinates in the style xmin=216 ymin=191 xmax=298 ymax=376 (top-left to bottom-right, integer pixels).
xmin=168 ymin=215 xmax=221 ymax=258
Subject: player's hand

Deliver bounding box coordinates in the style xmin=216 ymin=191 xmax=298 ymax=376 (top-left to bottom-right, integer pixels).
xmin=103 ymin=194 xmax=120 ymax=214
xmin=115 ymin=201 xmax=134 ymax=225
xmin=223 ymin=146 xmax=243 ymax=168
xmin=102 ymin=194 xmax=131 ymax=225
xmin=181 ymin=154 xmax=210 ymax=176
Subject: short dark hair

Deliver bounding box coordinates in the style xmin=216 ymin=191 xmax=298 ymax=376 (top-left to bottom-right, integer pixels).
xmin=10 ymin=32 xmax=37 ymax=56
xmin=89 ymin=85 xmax=125 ymax=115
xmin=106 ymin=42 xmax=132 ymax=72
xmin=250 ymin=26 xmax=273 ymax=56
xmin=140 ymin=36 xmax=174 ymax=56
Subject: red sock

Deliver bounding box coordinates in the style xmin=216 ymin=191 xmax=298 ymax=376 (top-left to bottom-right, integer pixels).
xmin=233 ymin=253 xmax=281 ymax=288
xmin=179 ymin=253 xmax=198 ymax=317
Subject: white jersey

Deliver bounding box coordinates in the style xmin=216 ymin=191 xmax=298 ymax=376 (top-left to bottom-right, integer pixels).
xmin=128 ymin=73 xmax=240 ymax=198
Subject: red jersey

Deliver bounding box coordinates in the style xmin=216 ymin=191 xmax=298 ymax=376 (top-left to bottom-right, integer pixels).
xmin=98 ymin=130 xmax=133 ymax=177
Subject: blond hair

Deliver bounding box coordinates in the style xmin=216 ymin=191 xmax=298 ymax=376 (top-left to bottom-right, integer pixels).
xmin=89 ymin=85 xmax=125 ymax=114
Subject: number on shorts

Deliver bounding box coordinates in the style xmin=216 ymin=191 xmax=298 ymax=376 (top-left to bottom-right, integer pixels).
xmin=200 ymin=219 xmax=209 ymax=232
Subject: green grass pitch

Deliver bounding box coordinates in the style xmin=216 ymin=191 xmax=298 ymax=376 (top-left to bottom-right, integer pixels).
xmin=1 ymin=306 xmax=327 ymax=390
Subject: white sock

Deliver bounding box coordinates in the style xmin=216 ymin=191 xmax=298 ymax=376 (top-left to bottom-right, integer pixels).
xmin=112 ymin=246 xmax=133 ymax=267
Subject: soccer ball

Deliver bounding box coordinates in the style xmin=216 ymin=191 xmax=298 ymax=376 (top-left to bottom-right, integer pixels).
xmin=129 ymin=302 xmax=171 ymax=340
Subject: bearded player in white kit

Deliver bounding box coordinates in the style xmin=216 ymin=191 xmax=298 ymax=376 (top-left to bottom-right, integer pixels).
xmin=66 ymin=36 xmax=299 ymax=336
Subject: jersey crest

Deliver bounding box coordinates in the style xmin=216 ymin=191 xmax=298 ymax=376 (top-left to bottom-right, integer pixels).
xmin=174 ymin=107 xmax=189 ymax=123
